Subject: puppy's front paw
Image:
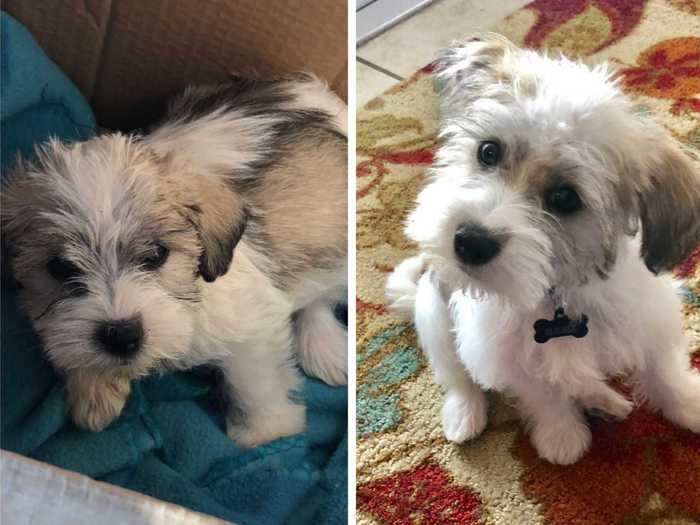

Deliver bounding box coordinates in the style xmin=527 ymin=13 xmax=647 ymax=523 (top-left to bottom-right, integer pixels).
xmin=227 ymin=400 xmax=305 ymax=448
xmin=442 ymin=389 xmax=488 ymax=443
xmin=67 ymin=373 xmax=131 ymax=432
xmin=581 ymin=390 xmax=634 ymax=420
xmin=531 ymin=416 xmax=591 ymax=465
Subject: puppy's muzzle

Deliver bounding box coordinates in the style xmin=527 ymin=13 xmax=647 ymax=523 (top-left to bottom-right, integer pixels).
xmin=95 ymin=317 xmax=144 ymax=358
xmin=454 ymin=223 xmax=502 ymax=266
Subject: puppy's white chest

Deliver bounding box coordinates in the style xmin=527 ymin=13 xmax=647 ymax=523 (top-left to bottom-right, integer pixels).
xmin=186 ymin=246 xmax=295 ymax=363
xmin=450 ymin=265 xmax=684 ymax=392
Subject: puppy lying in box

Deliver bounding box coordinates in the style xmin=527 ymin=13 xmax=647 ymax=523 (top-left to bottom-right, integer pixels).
xmin=2 ymin=74 xmax=348 ymax=448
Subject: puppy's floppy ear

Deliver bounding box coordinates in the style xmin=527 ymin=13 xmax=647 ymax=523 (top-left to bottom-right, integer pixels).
xmin=435 ymin=33 xmax=517 ymax=105
xmin=637 ymin=139 xmax=700 ymax=274
xmin=198 ymin=188 xmax=247 ymax=283
xmin=178 ymin=178 xmax=248 ymax=283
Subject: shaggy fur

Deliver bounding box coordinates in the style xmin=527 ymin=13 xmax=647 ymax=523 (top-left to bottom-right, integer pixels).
xmin=387 ymin=35 xmax=700 ymax=465
xmin=3 ymin=74 xmax=348 ymax=447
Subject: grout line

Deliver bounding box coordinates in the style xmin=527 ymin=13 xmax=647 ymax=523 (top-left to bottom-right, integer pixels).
xmin=356 ymin=57 xmax=404 ymax=81
xmin=356 ymin=0 xmax=381 ymax=13
xmin=357 ymin=0 xmax=434 ymax=46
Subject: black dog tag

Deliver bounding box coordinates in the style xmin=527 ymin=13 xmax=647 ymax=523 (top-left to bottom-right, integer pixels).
xmin=534 ymin=308 xmax=588 ymax=344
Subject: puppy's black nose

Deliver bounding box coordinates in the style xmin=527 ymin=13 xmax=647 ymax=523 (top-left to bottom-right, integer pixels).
xmin=454 ymin=223 xmax=501 ymax=266
xmin=96 ymin=318 xmax=144 ymax=358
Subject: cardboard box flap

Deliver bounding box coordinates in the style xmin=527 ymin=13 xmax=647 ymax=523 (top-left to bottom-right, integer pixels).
xmin=93 ymin=0 xmax=347 ymax=128
xmin=5 ymin=0 xmax=347 ymax=129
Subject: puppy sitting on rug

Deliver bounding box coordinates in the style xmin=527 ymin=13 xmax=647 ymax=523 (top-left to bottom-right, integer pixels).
xmin=2 ymin=74 xmax=348 ymax=448
xmin=387 ymin=35 xmax=700 ymax=465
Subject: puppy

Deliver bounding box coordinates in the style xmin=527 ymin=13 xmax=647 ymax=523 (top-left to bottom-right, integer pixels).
xmin=2 ymin=74 xmax=348 ymax=448
xmin=387 ymin=35 xmax=700 ymax=464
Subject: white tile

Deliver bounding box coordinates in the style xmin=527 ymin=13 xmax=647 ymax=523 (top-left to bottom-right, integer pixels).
xmin=358 ymin=0 xmax=532 ymax=77
xmin=357 ymin=61 xmax=400 ymax=108
xmin=358 ymin=0 xmax=432 ymax=45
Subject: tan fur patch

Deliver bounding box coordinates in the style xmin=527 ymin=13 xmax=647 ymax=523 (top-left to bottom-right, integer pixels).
xmin=66 ymin=369 xmax=131 ymax=432
xmin=254 ymin=130 xmax=348 ymax=286
xmin=506 ymin=157 xmax=561 ymax=196
xmin=154 ymin=158 xmax=247 ymax=283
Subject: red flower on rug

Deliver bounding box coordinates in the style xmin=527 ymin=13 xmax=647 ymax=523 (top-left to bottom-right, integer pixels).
xmin=670 ymin=97 xmax=700 ymax=116
xmin=357 ymin=149 xmax=434 ymax=199
xmin=357 ymin=462 xmax=483 ymax=525
xmin=523 ymin=0 xmax=646 ymax=55
xmin=515 ymin=402 xmax=700 ymax=524
xmin=621 ymin=37 xmax=700 ymax=99
xmin=356 ymin=297 xmax=388 ymax=315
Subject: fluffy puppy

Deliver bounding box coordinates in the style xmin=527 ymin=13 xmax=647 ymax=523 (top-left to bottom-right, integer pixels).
xmin=387 ymin=35 xmax=700 ymax=464
xmin=2 ymin=74 xmax=348 ymax=448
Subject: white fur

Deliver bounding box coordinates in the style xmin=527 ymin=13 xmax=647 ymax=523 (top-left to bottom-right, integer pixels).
xmin=284 ymin=75 xmax=348 ymax=135
xmin=145 ymin=108 xmax=279 ymax=178
xmin=389 ymin=38 xmax=700 ymax=464
xmin=296 ymin=299 xmax=348 ymax=386
xmin=385 ymin=255 xmax=427 ymax=315
xmin=415 ymin=270 xmax=488 ymax=443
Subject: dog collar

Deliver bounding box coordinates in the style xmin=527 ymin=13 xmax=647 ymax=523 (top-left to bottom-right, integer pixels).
xmin=533 ymin=287 xmax=589 ymax=344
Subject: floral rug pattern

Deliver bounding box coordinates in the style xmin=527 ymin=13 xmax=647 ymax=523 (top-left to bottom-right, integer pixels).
xmin=356 ymin=1 xmax=700 ymax=523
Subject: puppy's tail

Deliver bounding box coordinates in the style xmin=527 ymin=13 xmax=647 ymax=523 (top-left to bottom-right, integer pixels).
xmin=385 ymin=255 xmax=426 ymax=317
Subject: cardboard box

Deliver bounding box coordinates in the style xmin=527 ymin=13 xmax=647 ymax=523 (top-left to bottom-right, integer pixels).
xmin=4 ymin=0 xmax=347 ymax=129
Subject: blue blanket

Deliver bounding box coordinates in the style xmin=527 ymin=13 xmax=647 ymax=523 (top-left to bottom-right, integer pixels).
xmin=0 ymin=13 xmax=347 ymax=525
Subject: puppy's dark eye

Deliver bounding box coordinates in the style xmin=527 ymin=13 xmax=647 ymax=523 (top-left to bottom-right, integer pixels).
xmin=477 ymin=141 xmax=502 ymax=167
xmin=545 ymin=185 xmax=583 ymax=215
xmin=47 ymin=257 xmax=83 ymax=282
xmin=141 ymin=243 xmax=169 ymax=271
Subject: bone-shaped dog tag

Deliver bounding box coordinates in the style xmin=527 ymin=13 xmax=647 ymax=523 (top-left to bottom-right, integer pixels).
xmin=534 ymin=308 xmax=588 ymax=344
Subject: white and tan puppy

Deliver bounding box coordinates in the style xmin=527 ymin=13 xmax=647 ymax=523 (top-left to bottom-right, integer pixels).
xmin=2 ymin=74 xmax=348 ymax=448
xmin=387 ymin=35 xmax=700 ymax=464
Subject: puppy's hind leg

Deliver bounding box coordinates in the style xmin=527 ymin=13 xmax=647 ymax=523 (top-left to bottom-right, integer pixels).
xmin=222 ymin=321 xmax=305 ymax=448
xmin=638 ymin=338 xmax=700 ymax=433
xmin=578 ymin=381 xmax=634 ymax=420
xmin=415 ymin=271 xmax=488 ymax=443
xmin=295 ymin=299 xmax=348 ymax=385
xmin=512 ymin=379 xmax=592 ymax=465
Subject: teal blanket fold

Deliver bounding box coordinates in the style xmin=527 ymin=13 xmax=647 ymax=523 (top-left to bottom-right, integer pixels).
xmin=0 ymin=12 xmax=347 ymax=525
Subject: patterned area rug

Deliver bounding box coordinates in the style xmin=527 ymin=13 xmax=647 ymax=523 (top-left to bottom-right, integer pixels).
xmin=356 ymin=1 xmax=700 ymax=524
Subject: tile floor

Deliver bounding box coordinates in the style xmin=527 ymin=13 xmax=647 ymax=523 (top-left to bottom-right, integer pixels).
xmin=356 ymin=0 xmax=532 ymax=106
